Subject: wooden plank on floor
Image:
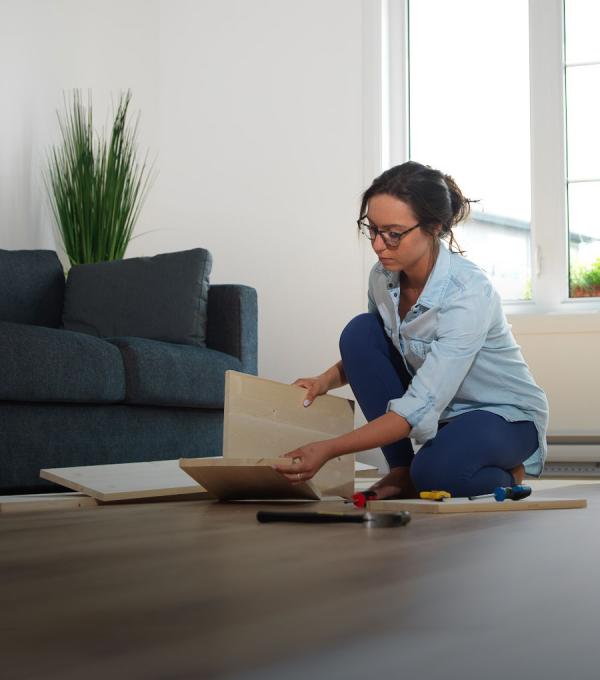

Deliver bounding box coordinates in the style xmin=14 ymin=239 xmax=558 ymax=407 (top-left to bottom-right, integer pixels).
xmin=223 ymin=371 xmax=355 ymax=498
xmin=367 ymin=497 xmax=588 ymax=513
xmin=0 ymin=492 xmax=98 ymax=514
xmin=355 ymin=462 xmax=380 ymax=478
xmin=179 ymin=457 xmax=322 ymax=501
xmin=40 ymin=460 xmax=211 ymax=502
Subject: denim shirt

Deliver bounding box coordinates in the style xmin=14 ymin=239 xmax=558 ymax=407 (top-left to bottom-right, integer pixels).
xmin=368 ymin=245 xmax=549 ymax=477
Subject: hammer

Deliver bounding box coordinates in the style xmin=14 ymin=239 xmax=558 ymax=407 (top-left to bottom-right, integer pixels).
xmin=256 ymin=510 xmax=411 ymax=528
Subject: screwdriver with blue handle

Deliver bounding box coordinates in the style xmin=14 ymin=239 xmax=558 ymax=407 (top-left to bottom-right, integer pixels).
xmin=468 ymin=484 xmax=532 ymax=502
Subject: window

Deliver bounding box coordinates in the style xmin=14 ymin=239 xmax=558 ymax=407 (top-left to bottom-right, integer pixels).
xmin=565 ymin=0 xmax=600 ymax=297
xmin=373 ymin=0 xmax=600 ymax=312
xmin=408 ymin=0 xmax=531 ymax=301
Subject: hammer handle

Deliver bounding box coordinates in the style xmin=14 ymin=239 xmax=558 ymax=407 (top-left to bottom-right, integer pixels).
xmin=257 ymin=511 xmax=363 ymax=524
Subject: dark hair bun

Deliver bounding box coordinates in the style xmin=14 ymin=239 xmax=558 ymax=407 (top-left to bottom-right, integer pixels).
xmin=443 ymin=172 xmax=472 ymax=230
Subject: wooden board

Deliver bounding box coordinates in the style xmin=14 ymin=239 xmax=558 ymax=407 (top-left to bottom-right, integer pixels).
xmin=0 ymin=492 xmax=98 ymax=514
xmin=179 ymin=457 xmax=322 ymax=501
xmin=40 ymin=459 xmax=211 ymax=502
xmin=223 ymin=371 xmax=355 ymax=498
xmin=367 ymin=497 xmax=588 ymax=513
xmin=355 ymin=462 xmax=380 ymax=478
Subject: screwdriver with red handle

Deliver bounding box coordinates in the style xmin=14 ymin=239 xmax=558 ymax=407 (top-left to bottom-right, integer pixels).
xmin=468 ymin=485 xmax=532 ymax=502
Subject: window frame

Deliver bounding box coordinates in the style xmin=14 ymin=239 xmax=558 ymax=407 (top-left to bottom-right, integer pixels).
xmin=361 ymin=0 xmax=600 ymax=317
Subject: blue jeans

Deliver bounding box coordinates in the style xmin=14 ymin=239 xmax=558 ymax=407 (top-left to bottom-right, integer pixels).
xmin=339 ymin=313 xmax=539 ymax=497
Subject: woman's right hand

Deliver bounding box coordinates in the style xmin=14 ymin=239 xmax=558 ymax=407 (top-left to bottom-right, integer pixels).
xmin=293 ymin=374 xmax=332 ymax=407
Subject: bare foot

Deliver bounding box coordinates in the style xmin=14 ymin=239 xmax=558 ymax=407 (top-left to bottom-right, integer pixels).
xmin=510 ymin=463 xmax=525 ymax=485
xmin=369 ymin=466 xmax=419 ymax=500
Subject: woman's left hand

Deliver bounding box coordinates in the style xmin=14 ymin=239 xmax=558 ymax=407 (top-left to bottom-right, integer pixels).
xmin=273 ymin=440 xmax=334 ymax=483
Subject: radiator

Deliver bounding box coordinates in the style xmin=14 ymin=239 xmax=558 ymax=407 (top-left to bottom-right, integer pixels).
xmin=543 ymin=435 xmax=600 ymax=477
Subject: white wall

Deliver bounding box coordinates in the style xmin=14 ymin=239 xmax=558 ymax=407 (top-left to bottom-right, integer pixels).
xmin=508 ymin=314 xmax=600 ymax=437
xmin=0 ymin=0 xmax=160 ymax=250
xmin=0 ymin=0 xmax=368 ymax=386
xmin=151 ymin=0 xmax=366 ymax=385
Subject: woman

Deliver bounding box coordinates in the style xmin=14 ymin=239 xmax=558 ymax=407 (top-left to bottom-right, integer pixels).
xmin=275 ymin=161 xmax=549 ymax=499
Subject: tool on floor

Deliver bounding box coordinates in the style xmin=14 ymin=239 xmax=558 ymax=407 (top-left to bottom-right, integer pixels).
xmin=419 ymin=490 xmax=451 ymax=502
xmin=468 ymin=485 xmax=532 ymax=502
xmin=256 ymin=510 xmax=411 ymax=528
xmin=348 ymin=489 xmax=378 ymax=508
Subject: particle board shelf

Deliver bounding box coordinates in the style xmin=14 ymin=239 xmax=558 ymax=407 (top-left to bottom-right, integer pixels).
xmin=0 ymin=492 xmax=98 ymax=514
xmin=222 ymin=371 xmax=355 ymax=498
xmin=367 ymin=497 xmax=588 ymax=514
xmin=40 ymin=459 xmax=211 ymax=502
xmin=179 ymin=457 xmax=322 ymax=501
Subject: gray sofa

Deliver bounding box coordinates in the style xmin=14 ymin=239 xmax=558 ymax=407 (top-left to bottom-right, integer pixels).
xmin=0 ymin=248 xmax=258 ymax=493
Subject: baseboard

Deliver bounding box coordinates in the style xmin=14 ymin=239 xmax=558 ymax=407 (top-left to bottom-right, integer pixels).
xmin=544 ymin=436 xmax=600 ymax=477
xmin=541 ymin=462 xmax=600 ymax=477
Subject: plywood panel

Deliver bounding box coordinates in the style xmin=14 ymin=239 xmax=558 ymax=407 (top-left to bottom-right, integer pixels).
xmin=223 ymin=371 xmax=355 ymax=498
xmin=0 ymin=493 xmax=98 ymax=514
xmin=355 ymin=462 xmax=380 ymax=478
xmin=367 ymin=497 xmax=588 ymax=514
xmin=179 ymin=457 xmax=321 ymax=501
xmin=40 ymin=460 xmax=211 ymax=502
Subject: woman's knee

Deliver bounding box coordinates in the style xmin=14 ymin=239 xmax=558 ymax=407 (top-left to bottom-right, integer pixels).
xmin=409 ymin=450 xmax=449 ymax=493
xmin=339 ymin=313 xmax=383 ymax=357
xmin=410 ymin=446 xmax=490 ymax=496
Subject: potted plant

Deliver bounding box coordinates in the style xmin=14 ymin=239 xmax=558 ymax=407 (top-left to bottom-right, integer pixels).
xmin=45 ymin=90 xmax=154 ymax=266
xmin=570 ymin=258 xmax=600 ymax=298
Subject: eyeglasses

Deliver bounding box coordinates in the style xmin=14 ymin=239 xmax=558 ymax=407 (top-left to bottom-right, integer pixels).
xmin=357 ymin=219 xmax=421 ymax=249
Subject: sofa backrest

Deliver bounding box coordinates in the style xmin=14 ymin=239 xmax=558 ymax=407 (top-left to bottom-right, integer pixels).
xmin=0 ymin=249 xmax=65 ymax=327
xmin=61 ymin=248 xmax=213 ymax=347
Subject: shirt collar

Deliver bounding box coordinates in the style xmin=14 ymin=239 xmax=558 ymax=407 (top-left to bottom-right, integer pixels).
xmin=417 ymin=244 xmax=452 ymax=308
xmin=383 ymin=244 xmax=452 ymax=309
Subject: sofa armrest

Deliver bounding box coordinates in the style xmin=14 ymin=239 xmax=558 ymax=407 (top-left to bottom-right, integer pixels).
xmin=206 ymin=285 xmax=257 ymax=375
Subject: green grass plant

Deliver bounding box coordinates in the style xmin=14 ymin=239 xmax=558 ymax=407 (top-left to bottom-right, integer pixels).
xmin=45 ymin=90 xmax=153 ymax=266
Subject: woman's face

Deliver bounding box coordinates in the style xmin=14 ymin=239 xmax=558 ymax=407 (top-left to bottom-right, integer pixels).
xmin=366 ymin=193 xmax=438 ymax=275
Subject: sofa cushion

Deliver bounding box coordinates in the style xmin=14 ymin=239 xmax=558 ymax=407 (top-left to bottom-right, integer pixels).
xmin=0 ymin=321 xmax=126 ymax=403
xmin=62 ymin=248 xmax=213 ymax=347
xmin=0 ymin=249 xmax=65 ymax=327
xmin=107 ymin=336 xmax=242 ymax=408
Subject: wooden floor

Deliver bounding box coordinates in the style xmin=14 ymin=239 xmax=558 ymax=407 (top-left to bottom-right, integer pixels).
xmin=1 ymin=483 xmax=598 ymax=680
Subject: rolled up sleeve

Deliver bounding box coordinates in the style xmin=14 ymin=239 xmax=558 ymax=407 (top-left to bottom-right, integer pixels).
xmin=387 ymin=278 xmax=495 ymax=443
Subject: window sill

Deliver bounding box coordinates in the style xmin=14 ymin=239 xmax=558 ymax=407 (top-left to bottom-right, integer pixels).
xmin=506 ymin=308 xmax=600 ymax=334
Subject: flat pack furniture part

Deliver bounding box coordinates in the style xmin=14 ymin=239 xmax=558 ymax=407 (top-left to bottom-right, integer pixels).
xmin=367 ymin=497 xmax=588 ymax=514
xmin=223 ymin=371 xmax=355 ymax=499
xmin=0 ymin=492 xmax=98 ymax=514
xmin=40 ymin=459 xmax=211 ymax=502
xmin=355 ymin=462 xmax=380 ymax=478
xmin=179 ymin=458 xmax=322 ymax=501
